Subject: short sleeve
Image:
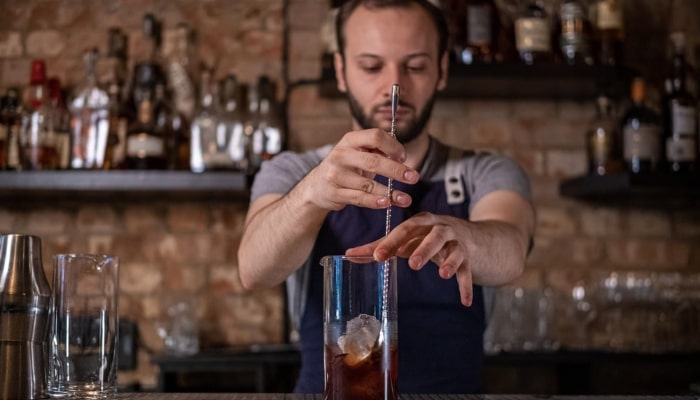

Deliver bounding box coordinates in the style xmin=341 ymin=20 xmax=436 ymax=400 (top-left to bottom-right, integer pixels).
xmin=462 ymin=154 xmax=532 ymax=213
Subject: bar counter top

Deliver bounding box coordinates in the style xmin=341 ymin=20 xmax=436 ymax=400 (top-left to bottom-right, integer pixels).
xmin=117 ymin=394 xmax=697 ymax=400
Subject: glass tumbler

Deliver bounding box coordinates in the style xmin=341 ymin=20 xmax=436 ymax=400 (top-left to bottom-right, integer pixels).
xmin=320 ymin=255 xmax=398 ymax=400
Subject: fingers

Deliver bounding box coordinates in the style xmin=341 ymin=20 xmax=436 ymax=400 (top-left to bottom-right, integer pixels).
xmin=337 ymin=129 xmax=419 ymax=185
xmin=456 ymin=265 xmax=474 ymax=307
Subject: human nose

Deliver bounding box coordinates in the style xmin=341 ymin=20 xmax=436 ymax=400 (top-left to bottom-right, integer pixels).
xmin=382 ymin=64 xmax=404 ymax=99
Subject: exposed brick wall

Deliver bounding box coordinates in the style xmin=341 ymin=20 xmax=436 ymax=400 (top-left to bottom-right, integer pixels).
xmin=1 ymin=0 xmax=699 ymax=390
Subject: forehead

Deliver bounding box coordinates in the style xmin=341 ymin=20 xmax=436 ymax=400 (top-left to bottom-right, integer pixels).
xmin=343 ymin=3 xmax=439 ymax=59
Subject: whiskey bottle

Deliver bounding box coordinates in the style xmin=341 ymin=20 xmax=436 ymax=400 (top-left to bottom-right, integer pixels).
xmin=69 ymin=49 xmax=110 ymax=169
xmin=459 ymin=0 xmax=500 ymax=64
xmin=125 ymin=94 xmax=167 ymax=170
xmin=2 ymin=88 xmax=21 ymax=170
xmin=663 ymin=32 xmax=697 ymax=173
xmin=592 ymin=0 xmax=623 ymax=66
xmin=621 ymin=77 xmax=662 ymax=174
xmin=104 ymin=82 xmax=129 ymax=170
xmin=586 ymin=93 xmax=620 ymax=175
xmin=128 ymin=14 xmax=165 ymax=118
xmin=558 ymin=0 xmax=594 ymax=65
xmin=514 ymin=0 xmax=552 ymax=65
xmin=20 ymin=60 xmax=59 ymax=170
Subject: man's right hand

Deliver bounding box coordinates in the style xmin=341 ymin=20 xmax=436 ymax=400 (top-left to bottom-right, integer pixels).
xmin=298 ymin=128 xmax=419 ymax=211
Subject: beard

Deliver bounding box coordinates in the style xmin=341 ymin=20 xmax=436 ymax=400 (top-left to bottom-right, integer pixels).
xmin=346 ymin=87 xmax=437 ymax=145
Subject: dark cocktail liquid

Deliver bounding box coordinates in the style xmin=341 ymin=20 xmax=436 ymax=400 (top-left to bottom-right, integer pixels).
xmin=324 ymin=344 xmax=398 ymax=400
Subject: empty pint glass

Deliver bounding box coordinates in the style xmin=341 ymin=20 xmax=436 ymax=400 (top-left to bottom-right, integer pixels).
xmin=320 ymin=255 xmax=397 ymax=400
xmin=48 ymin=254 xmax=119 ymax=399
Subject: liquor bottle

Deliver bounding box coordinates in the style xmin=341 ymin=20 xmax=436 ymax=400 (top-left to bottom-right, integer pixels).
xmin=47 ymin=78 xmax=71 ymax=169
xmin=663 ymin=32 xmax=697 ymax=173
xmin=2 ymin=88 xmax=21 ymax=170
xmin=621 ymin=77 xmax=662 ymax=174
xmin=104 ymin=82 xmax=129 ymax=170
xmin=189 ymin=68 xmax=222 ymax=173
xmin=152 ymin=83 xmax=186 ymax=170
xmin=128 ymin=14 xmax=165 ymax=118
xmin=591 ymin=0 xmax=623 ymax=66
xmin=458 ymin=0 xmax=500 ymax=64
xmin=124 ymin=93 xmax=167 ymax=170
xmin=165 ymin=22 xmax=197 ymax=122
xmin=0 ymin=95 xmax=6 ymax=168
xmin=218 ymin=74 xmax=247 ymax=171
xmin=514 ymin=0 xmax=552 ymax=65
xmin=69 ymin=49 xmax=111 ymax=169
xmin=99 ymin=27 xmax=129 ymax=89
xmin=586 ymin=93 xmax=620 ymax=175
xmin=257 ymin=76 xmax=284 ymax=161
xmin=19 ymin=60 xmax=59 ymax=170
xmin=558 ymin=0 xmax=594 ymax=65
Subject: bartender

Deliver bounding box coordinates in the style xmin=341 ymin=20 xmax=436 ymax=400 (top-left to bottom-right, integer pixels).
xmin=238 ymin=0 xmax=534 ymax=394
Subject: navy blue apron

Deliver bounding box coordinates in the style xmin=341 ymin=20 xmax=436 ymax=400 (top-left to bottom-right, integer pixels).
xmin=294 ymin=174 xmax=486 ymax=394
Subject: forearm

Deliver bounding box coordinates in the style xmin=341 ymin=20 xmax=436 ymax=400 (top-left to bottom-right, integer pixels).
xmin=464 ymin=219 xmax=530 ymax=287
xmin=238 ymin=182 xmax=328 ymax=290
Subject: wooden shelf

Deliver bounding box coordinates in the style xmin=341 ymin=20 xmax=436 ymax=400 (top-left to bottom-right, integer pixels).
xmin=0 ymin=170 xmax=250 ymax=203
xmin=559 ymin=173 xmax=700 ymax=208
xmin=320 ymin=60 xmax=634 ymax=101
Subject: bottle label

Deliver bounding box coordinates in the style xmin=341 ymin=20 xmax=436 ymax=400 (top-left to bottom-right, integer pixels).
xmin=126 ymin=133 xmax=164 ymax=158
xmin=666 ymin=137 xmax=696 ymax=162
xmin=589 ymin=128 xmax=614 ymax=164
xmin=467 ymin=5 xmax=492 ymax=46
xmin=623 ymin=124 xmax=660 ymax=161
xmin=671 ymin=103 xmax=697 ymax=137
xmin=597 ymin=1 xmax=622 ymax=30
xmin=515 ymin=18 xmax=551 ymax=52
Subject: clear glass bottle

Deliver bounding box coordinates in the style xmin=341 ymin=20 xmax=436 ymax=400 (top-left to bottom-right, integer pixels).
xmin=165 ymin=22 xmax=197 ymax=122
xmin=663 ymin=32 xmax=697 ymax=174
xmin=69 ymin=49 xmax=111 ymax=169
xmin=586 ymin=93 xmax=620 ymax=175
xmin=47 ymin=77 xmax=71 ymax=169
xmin=514 ymin=0 xmax=552 ymax=65
xmin=592 ymin=0 xmax=624 ymax=66
xmin=20 ymin=59 xmax=59 ymax=170
xmin=558 ymin=0 xmax=594 ymax=65
xmin=217 ymin=74 xmax=247 ymax=171
xmin=257 ymin=76 xmax=284 ymax=161
xmin=189 ymin=68 xmax=222 ymax=172
xmin=621 ymin=77 xmax=662 ymax=174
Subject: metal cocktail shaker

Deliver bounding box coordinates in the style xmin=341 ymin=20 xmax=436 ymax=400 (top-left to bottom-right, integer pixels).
xmin=0 ymin=234 xmax=51 ymax=400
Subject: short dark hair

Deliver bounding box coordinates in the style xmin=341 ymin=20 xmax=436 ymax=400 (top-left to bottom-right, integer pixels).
xmin=335 ymin=0 xmax=449 ymax=60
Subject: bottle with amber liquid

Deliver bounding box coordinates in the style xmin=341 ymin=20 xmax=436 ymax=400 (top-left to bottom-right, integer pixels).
xmin=558 ymin=0 xmax=594 ymax=65
xmin=592 ymin=0 xmax=624 ymax=66
xmin=586 ymin=93 xmax=620 ymax=175
xmin=621 ymin=77 xmax=662 ymax=174
xmin=2 ymin=88 xmax=21 ymax=170
xmin=663 ymin=32 xmax=697 ymax=174
xmin=514 ymin=0 xmax=552 ymax=65
xmin=125 ymin=94 xmax=167 ymax=170
xmin=458 ymin=0 xmax=500 ymax=64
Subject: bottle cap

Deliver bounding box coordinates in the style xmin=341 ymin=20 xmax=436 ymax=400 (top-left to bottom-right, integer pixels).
xmin=630 ymin=77 xmax=645 ymax=103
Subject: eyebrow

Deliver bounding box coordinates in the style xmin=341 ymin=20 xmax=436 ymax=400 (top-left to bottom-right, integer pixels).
xmin=353 ymin=52 xmax=433 ymax=62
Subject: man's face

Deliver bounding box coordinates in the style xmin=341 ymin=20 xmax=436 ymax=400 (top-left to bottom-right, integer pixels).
xmin=335 ymin=3 xmax=447 ymax=144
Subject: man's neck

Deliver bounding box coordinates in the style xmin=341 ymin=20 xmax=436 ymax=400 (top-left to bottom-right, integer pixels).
xmin=403 ymin=132 xmax=431 ymax=170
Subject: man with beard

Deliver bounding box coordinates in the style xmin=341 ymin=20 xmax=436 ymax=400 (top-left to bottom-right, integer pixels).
xmin=238 ymin=0 xmax=535 ymax=394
